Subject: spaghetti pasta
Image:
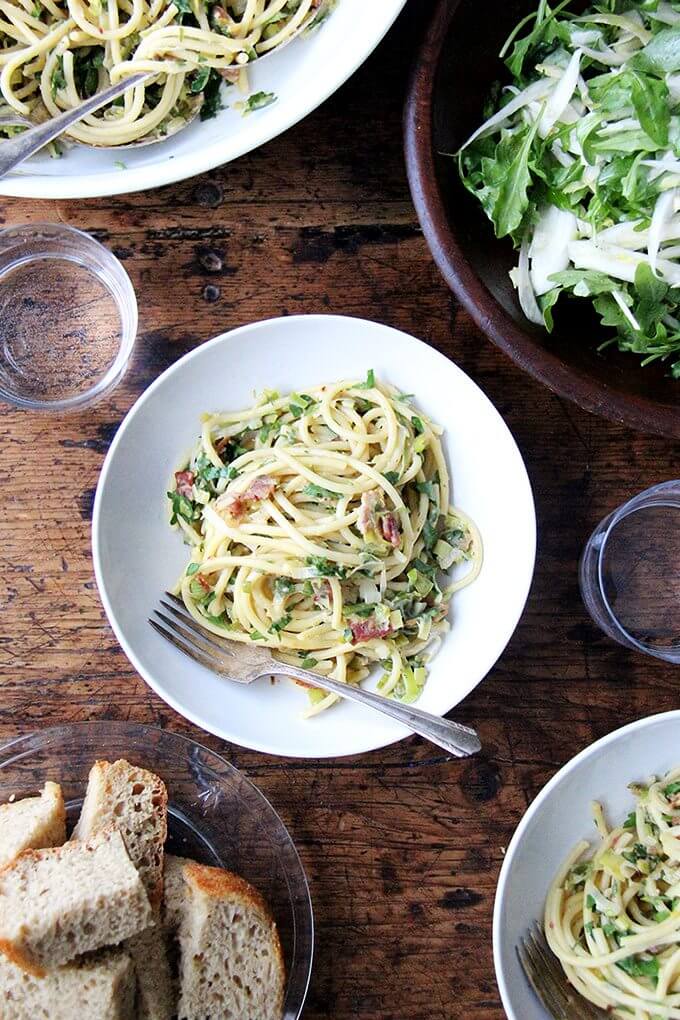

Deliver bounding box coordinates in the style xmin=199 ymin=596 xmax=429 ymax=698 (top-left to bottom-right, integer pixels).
xmin=0 ymin=0 xmax=327 ymax=147
xmin=167 ymin=374 xmax=482 ymax=716
xmin=545 ymin=768 xmax=680 ymax=1019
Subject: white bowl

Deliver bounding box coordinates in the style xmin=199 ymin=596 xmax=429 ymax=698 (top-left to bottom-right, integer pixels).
xmin=494 ymin=710 xmax=680 ymax=1020
xmin=0 ymin=0 xmax=407 ymax=200
xmin=93 ymin=314 xmax=536 ymax=757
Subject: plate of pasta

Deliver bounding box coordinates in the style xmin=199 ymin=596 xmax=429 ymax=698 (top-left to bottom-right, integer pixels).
xmin=494 ymin=711 xmax=680 ymax=1020
xmin=93 ymin=314 xmax=535 ymax=757
xmin=0 ymin=0 xmax=407 ymax=199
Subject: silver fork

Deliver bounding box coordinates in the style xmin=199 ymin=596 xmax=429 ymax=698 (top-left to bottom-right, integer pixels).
xmin=517 ymin=923 xmax=608 ymax=1020
xmin=149 ymin=593 xmax=481 ymax=758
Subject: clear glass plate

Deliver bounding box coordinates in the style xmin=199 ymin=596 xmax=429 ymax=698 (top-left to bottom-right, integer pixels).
xmin=0 ymin=721 xmax=313 ymax=1019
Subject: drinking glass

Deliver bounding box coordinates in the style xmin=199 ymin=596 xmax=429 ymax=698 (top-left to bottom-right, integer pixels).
xmin=579 ymin=481 xmax=680 ymax=664
xmin=0 ymin=223 xmax=137 ymax=410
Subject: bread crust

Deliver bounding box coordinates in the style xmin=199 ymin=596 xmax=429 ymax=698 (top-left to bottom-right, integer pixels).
xmin=182 ymin=861 xmax=286 ymax=1017
xmin=0 ymin=937 xmax=46 ymax=978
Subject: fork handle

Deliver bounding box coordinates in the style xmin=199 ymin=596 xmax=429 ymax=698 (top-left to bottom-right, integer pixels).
xmin=272 ymin=662 xmax=481 ymax=758
xmin=0 ymin=72 xmax=149 ymax=179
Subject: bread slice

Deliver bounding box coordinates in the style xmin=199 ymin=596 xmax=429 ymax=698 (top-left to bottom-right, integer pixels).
xmin=0 ymin=949 xmax=136 ymax=1020
xmin=0 ymin=828 xmax=152 ymax=976
xmin=72 ymin=759 xmax=168 ymax=908
xmin=175 ymin=861 xmax=285 ymax=1020
xmin=0 ymin=782 xmax=66 ymax=868
xmin=127 ymin=925 xmax=174 ymax=1020
xmin=162 ymin=854 xmax=192 ymax=932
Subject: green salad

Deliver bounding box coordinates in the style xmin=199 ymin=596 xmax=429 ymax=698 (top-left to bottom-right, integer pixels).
xmin=458 ymin=0 xmax=680 ymax=378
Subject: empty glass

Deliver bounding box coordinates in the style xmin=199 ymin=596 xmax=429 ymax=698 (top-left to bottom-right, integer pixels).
xmin=579 ymin=481 xmax=680 ymax=664
xmin=0 ymin=223 xmax=137 ymax=411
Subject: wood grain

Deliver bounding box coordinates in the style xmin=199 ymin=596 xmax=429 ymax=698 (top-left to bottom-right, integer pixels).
xmin=0 ymin=4 xmax=678 ymax=1017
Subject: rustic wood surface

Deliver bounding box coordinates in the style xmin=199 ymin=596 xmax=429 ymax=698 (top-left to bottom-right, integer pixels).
xmin=0 ymin=4 xmax=678 ymax=1018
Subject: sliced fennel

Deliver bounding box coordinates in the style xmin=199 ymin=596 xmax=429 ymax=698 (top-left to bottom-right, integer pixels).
xmin=458 ymin=0 xmax=680 ymax=378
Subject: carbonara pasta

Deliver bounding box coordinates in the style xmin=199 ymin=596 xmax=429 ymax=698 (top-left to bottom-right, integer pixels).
xmin=167 ymin=373 xmax=482 ymax=717
xmin=546 ymin=768 xmax=680 ymax=1019
xmin=0 ymin=0 xmax=326 ymax=147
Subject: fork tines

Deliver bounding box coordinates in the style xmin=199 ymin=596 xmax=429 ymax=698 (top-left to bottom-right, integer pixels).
xmin=517 ymin=923 xmax=607 ymax=1020
xmin=149 ymin=592 xmax=236 ymax=673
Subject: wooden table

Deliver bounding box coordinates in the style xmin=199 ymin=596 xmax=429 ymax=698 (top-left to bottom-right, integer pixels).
xmin=1 ymin=5 xmax=678 ymax=1018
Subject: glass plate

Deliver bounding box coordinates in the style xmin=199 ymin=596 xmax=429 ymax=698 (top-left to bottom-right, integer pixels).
xmin=0 ymin=721 xmax=313 ymax=1019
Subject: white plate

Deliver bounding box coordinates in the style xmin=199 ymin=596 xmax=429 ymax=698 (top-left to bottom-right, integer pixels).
xmin=0 ymin=1 xmax=407 ymax=200
xmin=494 ymin=711 xmax=680 ymax=1020
xmin=93 ymin=314 xmax=536 ymax=757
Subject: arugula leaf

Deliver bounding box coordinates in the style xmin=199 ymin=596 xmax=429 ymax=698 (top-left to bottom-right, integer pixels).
xmin=549 ymin=270 xmax=620 ymax=297
xmin=629 ymin=70 xmax=670 ymax=148
xmin=487 ymin=117 xmax=541 ymax=239
xmin=636 ymin=26 xmax=680 ymax=75
xmin=634 ymin=263 xmax=669 ymax=334
xmin=502 ymin=0 xmax=574 ymax=79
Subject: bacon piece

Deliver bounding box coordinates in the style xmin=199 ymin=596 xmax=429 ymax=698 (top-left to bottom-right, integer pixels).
xmin=350 ymin=618 xmax=391 ymax=645
xmin=195 ymin=574 xmax=212 ymax=593
xmin=244 ymin=475 xmax=276 ymax=500
xmin=175 ymin=470 xmax=195 ymax=498
xmin=380 ymin=512 xmax=401 ymax=548
xmin=358 ymin=490 xmax=380 ymax=538
xmin=221 ymin=475 xmax=276 ymax=520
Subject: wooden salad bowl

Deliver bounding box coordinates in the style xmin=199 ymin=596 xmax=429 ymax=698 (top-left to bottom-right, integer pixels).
xmin=404 ymin=0 xmax=680 ymax=439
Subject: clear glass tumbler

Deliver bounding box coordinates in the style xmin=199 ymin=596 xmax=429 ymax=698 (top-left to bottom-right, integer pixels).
xmin=0 ymin=223 xmax=137 ymax=411
xmin=579 ymin=481 xmax=680 ymax=664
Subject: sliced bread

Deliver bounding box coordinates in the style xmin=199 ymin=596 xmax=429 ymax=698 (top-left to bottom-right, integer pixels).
xmin=72 ymin=760 xmax=172 ymax=1017
xmin=175 ymin=861 xmax=285 ymax=1020
xmin=0 ymin=949 xmax=136 ymax=1020
xmin=0 ymin=828 xmax=152 ymax=976
xmin=162 ymin=854 xmax=192 ymax=932
xmin=72 ymin=759 xmax=168 ymax=908
xmin=126 ymin=925 xmax=174 ymax=1020
xmin=0 ymin=782 xmax=66 ymax=868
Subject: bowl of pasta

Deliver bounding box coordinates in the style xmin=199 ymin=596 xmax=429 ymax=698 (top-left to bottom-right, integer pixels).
xmin=0 ymin=0 xmax=407 ymax=199
xmin=494 ymin=711 xmax=680 ymax=1020
xmin=92 ymin=314 xmax=536 ymax=757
